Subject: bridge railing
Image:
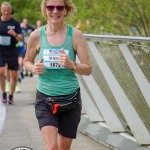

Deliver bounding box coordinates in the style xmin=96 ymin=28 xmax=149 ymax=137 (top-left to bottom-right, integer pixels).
xmin=79 ymin=34 xmax=150 ymax=146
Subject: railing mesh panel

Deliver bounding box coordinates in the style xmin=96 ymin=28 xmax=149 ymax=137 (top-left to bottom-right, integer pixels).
xmin=86 ymin=39 xmax=150 ymax=134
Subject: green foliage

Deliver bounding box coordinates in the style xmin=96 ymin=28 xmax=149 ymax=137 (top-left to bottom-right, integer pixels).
xmin=0 ymin=0 xmax=150 ymax=36
xmin=0 ymin=0 xmax=45 ymax=25
xmin=71 ymin=0 xmax=150 ymax=36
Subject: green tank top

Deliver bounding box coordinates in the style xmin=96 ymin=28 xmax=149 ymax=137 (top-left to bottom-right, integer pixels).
xmin=37 ymin=25 xmax=79 ymax=96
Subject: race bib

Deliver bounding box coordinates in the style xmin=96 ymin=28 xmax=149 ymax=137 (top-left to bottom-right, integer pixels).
xmin=43 ymin=49 xmax=69 ymax=69
xmin=0 ymin=36 xmax=11 ymax=46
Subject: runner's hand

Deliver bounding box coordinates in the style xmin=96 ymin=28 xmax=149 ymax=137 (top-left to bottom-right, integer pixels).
xmin=58 ymin=48 xmax=74 ymax=69
xmin=34 ymin=58 xmax=44 ymax=75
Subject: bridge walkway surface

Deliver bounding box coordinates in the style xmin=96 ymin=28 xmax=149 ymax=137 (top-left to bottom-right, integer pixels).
xmin=0 ymin=76 xmax=112 ymax=150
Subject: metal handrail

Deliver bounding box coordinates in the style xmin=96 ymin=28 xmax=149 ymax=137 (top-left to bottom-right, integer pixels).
xmin=83 ymin=34 xmax=150 ymax=42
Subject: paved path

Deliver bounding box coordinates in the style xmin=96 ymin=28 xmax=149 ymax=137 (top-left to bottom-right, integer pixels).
xmin=0 ymin=76 xmax=112 ymax=150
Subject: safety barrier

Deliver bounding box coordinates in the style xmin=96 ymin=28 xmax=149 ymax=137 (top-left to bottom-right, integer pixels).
xmin=79 ymin=34 xmax=150 ymax=146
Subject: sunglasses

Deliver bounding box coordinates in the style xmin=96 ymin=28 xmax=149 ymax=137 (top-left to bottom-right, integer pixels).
xmin=46 ymin=5 xmax=65 ymax=12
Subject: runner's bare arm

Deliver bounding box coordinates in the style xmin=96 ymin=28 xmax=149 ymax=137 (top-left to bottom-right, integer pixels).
xmin=7 ymin=29 xmax=23 ymax=42
xmin=73 ymin=28 xmax=92 ymax=75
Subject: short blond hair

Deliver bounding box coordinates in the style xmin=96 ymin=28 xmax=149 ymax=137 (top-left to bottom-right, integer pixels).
xmin=41 ymin=0 xmax=76 ymax=19
xmin=1 ymin=1 xmax=12 ymax=8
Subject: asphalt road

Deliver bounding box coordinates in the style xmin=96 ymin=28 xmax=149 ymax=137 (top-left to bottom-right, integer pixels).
xmin=0 ymin=76 xmax=112 ymax=150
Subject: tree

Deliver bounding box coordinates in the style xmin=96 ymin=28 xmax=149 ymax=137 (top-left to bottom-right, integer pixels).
xmin=0 ymin=0 xmax=150 ymax=36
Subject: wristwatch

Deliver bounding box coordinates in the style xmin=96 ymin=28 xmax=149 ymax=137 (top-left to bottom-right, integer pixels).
xmin=14 ymin=33 xmax=18 ymax=37
xmin=72 ymin=62 xmax=77 ymax=71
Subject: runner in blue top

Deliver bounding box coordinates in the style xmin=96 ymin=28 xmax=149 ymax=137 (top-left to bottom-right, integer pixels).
xmin=21 ymin=18 xmax=35 ymax=77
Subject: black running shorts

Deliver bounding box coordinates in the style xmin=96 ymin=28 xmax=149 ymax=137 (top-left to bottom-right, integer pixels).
xmin=0 ymin=52 xmax=19 ymax=70
xmin=35 ymin=89 xmax=82 ymax=139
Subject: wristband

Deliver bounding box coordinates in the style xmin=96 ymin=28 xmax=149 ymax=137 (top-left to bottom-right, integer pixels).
xmin=71 ymin=62 xmax=77 ymax=71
